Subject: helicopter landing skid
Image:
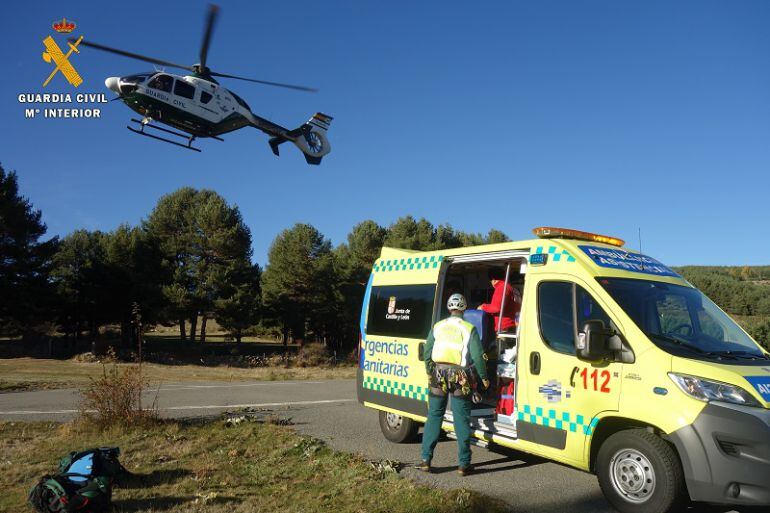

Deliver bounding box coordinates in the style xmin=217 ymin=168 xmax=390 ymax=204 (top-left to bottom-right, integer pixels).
xmin=127 ymin=118 xmax=208 ymax=152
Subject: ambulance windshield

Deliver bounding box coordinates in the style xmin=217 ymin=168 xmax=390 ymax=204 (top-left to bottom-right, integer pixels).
xmin=599 ymin=278 xmax=769 ymax=362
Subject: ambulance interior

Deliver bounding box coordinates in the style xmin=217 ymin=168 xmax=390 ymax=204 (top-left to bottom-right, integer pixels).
xmin=439 ymin=257 xmax=526 ymax=436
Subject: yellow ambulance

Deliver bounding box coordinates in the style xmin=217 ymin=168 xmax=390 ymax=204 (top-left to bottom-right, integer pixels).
xmin=356 ymin=227 xmax=770 ymax=513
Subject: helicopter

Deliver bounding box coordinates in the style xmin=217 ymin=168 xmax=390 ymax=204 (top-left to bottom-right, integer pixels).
xmin=73 ymin=4 xmax=332 ymax=164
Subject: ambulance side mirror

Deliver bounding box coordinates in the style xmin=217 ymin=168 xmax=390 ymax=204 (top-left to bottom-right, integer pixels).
xmin=577 ymin=320 xmax=614 ymax=362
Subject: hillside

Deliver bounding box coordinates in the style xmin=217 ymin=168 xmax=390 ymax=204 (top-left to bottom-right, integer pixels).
xmin=673 ymin=266 xmax=770 ymax=348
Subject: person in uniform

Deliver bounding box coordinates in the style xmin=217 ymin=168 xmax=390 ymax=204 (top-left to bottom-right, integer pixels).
xmin=417 ymin=293 xmax=489 ymax=476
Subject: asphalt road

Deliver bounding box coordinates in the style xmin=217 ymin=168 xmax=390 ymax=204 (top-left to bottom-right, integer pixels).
xmin=0 ymin=379 xmax=753 ymax=513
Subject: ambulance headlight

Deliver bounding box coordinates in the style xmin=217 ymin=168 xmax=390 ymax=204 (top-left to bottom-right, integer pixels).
xmin=668 ymin=373 xmax=761 ymax=407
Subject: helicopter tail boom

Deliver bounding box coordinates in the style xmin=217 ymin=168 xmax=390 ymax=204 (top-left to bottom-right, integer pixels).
xmin=266 ymin=113 xmax=333 ymax=165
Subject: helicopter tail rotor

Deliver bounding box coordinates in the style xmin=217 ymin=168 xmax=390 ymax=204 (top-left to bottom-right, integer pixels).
xmin=268 ymin=113 xmax=332 ymax=165
xmin=292 ymin=113 xmax=333 ymax=165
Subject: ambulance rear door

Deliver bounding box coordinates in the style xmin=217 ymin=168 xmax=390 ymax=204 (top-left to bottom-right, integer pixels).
xmin=358 ymin=252 xmax=445 ymax=419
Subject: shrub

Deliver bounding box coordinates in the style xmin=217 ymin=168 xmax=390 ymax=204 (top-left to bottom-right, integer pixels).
xmin=265 ymin=353 xmax=287 ymax=367
xmin=745 ymin=319 xmax=770 ymax=350
xmin=71 ymin=346 xmax=118 ymax=364
xmin=296 ymin=343 xmax=332 ymax=367
xmin=77 ymin=363 xmax=158 ymax=427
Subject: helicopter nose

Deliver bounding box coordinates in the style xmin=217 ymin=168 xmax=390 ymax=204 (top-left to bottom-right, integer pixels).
xmin=105 ymin=77 xmax=121 ymax=94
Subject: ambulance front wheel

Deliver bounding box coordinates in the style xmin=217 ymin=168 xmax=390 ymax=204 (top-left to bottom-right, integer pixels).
xmin=378 ymin=411 xmax=420 ymax=443
xmin=597 ymin=429 xmax=688 ymax=513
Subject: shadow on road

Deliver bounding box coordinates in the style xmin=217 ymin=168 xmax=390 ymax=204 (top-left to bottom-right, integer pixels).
xmin=512 ymin=491 xmax=608 ymax=513
xmin=692 ymin=505 xmax=767 ymax=513
xmin=428 ymin=454 xmax=545 ymax=476
xmin=473 ymin=454 xmax=543 ymax=475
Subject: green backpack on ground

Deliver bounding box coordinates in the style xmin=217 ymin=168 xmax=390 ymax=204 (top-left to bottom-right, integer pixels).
xmin=28 ymin=447 xmax=126 ymax=513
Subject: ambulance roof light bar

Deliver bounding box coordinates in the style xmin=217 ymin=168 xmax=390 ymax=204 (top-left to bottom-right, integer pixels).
xmin=533 ymin=227 xmax=625 ymax=247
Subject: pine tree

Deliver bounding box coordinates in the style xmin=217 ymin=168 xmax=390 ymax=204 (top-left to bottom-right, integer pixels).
xmin=144 ymin=188 xmax=253 ymax=342
xmin=335 ymin=220 xmax=387 ymax=285
xmin=333 ymin=221 xmax=387 ymax=352
xmin=216 ymin=262 xmax=261 ymax=344
xmin=384 ymin=216 xmax=436 ymax=250
xmin=485 ymin=228 xmax=510 ymax=244
xmin=101 ymin=225 xmax=165 ymax=343
xmin=0 ymin=165 xmax=57 ymax=335
xmin=51 ymin=230 xmax=110 ymax=342
xmin=261 ymin=224 xmax=336 ymax=349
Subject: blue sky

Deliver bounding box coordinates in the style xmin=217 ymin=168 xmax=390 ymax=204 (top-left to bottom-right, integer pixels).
xmin=2 ymin=1 xmax=769 ymax=266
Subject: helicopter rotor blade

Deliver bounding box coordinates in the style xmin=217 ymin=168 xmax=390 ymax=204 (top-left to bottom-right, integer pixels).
xmin=208 ymin=72 xmax=318 ymax=92
xmin=199 ymin=4 xmax=219 ymax=70
xmin=72 ymin=39 xmax=194 ymax=72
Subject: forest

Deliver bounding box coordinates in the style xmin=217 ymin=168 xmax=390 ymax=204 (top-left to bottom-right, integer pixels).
xmin=2 ymin=163 xmax=768 ymax=355
xmin=0 ymin=165 xmax=509 ymax=355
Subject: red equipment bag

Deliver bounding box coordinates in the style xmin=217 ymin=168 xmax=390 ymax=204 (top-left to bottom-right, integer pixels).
xmin=496 ymin=380 xmax=515 ymax=416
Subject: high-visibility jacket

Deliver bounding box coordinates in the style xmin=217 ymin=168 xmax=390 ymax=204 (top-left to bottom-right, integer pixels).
xmin=424 ymin=316 xmax=488 ymax=382
xmin=431 ymin=316 xmax=476 ymax=367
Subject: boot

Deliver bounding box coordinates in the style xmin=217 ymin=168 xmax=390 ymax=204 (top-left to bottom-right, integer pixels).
xmin=416 ymin=460 xmax=432 ymax=473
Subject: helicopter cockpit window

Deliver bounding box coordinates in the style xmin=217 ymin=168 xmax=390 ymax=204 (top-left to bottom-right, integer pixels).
xmin=229 ymin=91 xmax=250 ymax=110
xmin=200 ymin=91 xmax=213 ymax=104
xmin=174 ymin=80 xmax=195 ymax=100
xmin=148 ymin=74 xmax=173 ymax=93
xmin=122 ymin=73 xmax=151 ymax=84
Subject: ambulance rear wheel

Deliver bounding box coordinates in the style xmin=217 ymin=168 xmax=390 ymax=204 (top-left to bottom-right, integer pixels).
xmin=379 ymin=411 xmax=419 ymax=443
xmin=597 ymin=429 xmax=687 ymax=513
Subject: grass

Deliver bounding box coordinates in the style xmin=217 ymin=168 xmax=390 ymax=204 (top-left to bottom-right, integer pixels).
xmin=0 ymin=334 xmax=295 ymax=347
xmin=0 ymin=358 xmax=356 ymax=393
xmin=144 ymin=334 xmax=295 ymax=345
xmin=145 ymin=319 xmax=290 ymax=345
xmin=0 ymin=419 xmax=503 ymax=513
xmin=0 ymin=381 xmax=61 ymax=393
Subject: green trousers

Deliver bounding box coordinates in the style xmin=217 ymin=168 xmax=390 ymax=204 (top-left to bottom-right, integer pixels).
xmin=420 ymin=393 xmax=473 ymax=467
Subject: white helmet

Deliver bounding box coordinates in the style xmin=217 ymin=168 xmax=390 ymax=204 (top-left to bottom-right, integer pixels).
xmin=447 ymin=293 xmax=467 ymax=312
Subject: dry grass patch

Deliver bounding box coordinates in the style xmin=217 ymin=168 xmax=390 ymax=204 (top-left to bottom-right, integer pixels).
xmin=0 ymin=380 xmax=64 ymax=393
xmin=0 ymin=358 xmax=356 ymax=393
xmin=0 ymin=419 xmax=504 ymax=513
